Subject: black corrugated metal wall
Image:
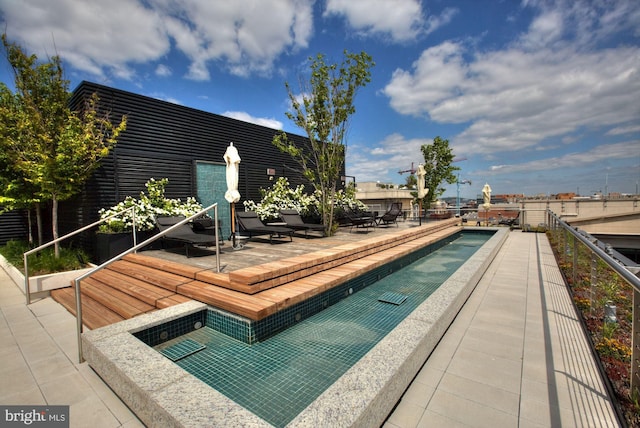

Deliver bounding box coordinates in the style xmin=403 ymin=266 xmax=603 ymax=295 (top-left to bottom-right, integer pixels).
xmin=0 ymin=81 xmax=342 ymax=255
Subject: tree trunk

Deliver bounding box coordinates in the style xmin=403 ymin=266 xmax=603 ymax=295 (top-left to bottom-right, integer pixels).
xmin=327 ymin=185 xmax=336 ymax=235
xmin=52 ymin=196 xmax=59 ymax=258
xmin=35 ymin=202 xmax=43 ymax=247
xmin=26 ymin=208 xmax=33 ymax=245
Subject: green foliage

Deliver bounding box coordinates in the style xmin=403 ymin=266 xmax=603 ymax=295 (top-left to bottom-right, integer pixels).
xmin=273 ymin=50 xmax=374 ymax=234
xmin=405 ymin=173 xmax=417 ymax=189
xmin=0 ymin=34 xmax=127 ymax=254
xmin=243 ymin=177 xmax=318 ymax=222
xmin=596 ymin=337 xmax=631 ymax=362
xmin=98 ymin=178 xmax=203 ymax=233
xmin=0 ymin=240 xmax=89 ymax=276
xmin=420 ymin=136 xmax=460 ymax=208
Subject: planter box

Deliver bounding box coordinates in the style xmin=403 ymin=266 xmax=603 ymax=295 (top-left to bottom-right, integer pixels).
xmin=95 ymin=230 xmax=161 ymax=264
xmin=0 ymin=253 xmax=94 ymax=296
xmin=29 ymin=266 xmax=95 ymax=294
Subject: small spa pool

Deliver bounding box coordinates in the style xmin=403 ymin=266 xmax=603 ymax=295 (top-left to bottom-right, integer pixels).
xmin=133 ymin=230 xmax=494 ymax=427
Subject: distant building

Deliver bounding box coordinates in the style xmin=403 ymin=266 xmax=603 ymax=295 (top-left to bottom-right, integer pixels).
xmin=554 ymin=192 xmax=577 ymax=200
xmin=479 ymin=193 xmax=524 ymax=204
xmin=355 ymin=182 xmax=413 ymax=217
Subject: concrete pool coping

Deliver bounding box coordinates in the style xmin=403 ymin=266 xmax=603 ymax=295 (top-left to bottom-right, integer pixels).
xmin=82 ymin=227 xmax=508 ymax=427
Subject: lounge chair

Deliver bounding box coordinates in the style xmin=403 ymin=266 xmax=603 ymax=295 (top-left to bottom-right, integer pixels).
xmin=341 ymin=205 xmax=376 ymax=232
xmin=376 ymin=202 xmax=402 ymax=227
xmin=191 ymin=216 xmax=223 ymax=240
xmin=235 ymin=211 xmax=294 ymax=244
xmin=155 ymin=216 xmax=220 ymax=257
xmin=279 ymin=209 xmax=325 ymax=237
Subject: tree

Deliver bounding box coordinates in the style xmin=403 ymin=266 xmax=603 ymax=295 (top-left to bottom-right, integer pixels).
xmin=273 ymin=50 xmax=374 ymax=235
xmin=0 ymin=34 xmax=127 ymax=256
xmin=420 ymin=136 xmax=460 ymax=208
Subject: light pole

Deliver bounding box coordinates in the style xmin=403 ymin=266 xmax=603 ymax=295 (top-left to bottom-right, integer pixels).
xmin=456 ymin=174 xmax=472 ymax=216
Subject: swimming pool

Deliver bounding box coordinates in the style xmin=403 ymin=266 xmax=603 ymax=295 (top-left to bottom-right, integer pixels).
xmin=82 ymin=227 xmax=508 ymax=427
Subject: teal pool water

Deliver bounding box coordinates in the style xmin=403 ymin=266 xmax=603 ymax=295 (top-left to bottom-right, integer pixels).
xmin=154 ymin=232 xmax=490 ymax=427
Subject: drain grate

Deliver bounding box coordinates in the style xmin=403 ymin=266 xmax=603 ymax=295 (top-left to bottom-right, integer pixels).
xmin=378 ymin=292 xmax=408 ymax=305
xmin=160 ymin=339 xmax=206 ymax=361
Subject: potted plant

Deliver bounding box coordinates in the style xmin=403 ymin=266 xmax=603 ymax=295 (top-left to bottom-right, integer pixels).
xmin=96 ymin=178 xmax=204 ymax=263
xmin=243 ymin=177 xmax=318 ymax=223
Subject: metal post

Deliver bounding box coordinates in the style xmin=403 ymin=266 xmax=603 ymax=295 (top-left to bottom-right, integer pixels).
xmin=75 ymin=276 xmax=84 ymax=363
xmin=590 ymin=253 xmax=598 ymax=315
xmin=563 ymin=228 xmax=569 ymax=265
xmin=132 ymin=209 xmax=137 ymax=251
xmin=572 ymin=234 xmax=578 ymax=286
xmin=632 ymin=287 xmax=639 ymax=395
xmin=214 ymin=205 xmax=220 ymax=271
xmin=23 ymin=255 xmax=30 ymax=305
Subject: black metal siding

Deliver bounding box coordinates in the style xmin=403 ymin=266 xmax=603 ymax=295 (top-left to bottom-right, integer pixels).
xmin=0 ymin=210 xmax=28 ymax=245
xmin=65 ymin=81 xmax=326 ymax=214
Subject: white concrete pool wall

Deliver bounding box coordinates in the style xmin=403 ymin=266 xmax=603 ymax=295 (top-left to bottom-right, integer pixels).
xmin=82 ymin=227 xmax=508 ymax=427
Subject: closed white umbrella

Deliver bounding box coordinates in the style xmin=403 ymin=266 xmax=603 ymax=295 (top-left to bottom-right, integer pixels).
xmin=223 ymin=143 xmax=241 ymax=237
xmin=224 ymin=142 xmax=241 ymax=203
xmin=416 ymin=164 xmax=429 ymax=223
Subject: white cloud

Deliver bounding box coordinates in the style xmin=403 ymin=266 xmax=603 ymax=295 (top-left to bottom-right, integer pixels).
xmin=324 ymin=0 xmax=427 ymax=42
xmin=0 ymin=0 xmax=314 ymax=80
xmin=480 ymin=141 xmax=639 ymax=176
xmin=158 ymin=0 xmax=314 ymax=79
xmin=155 ymin=64 xmax=172 ymax=77
xmin=0 ymin=0 xmax=169 ymax=79
xmin=347 ymin=133 xmax=430 ymax=181
xmin=222 ymin=111 xmax=283 ymax=130
xmin=382 ymin=0 xmax=640 ymax=157
xmin=606 ymin=125 xmax=640 ymax=135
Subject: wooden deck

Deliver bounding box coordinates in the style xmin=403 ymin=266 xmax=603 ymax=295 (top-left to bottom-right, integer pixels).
xmin=52 ymin=219 xmax=460 ymax=329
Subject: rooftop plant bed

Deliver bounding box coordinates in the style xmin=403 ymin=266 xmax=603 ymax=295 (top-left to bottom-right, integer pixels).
xmin=547 ymin=230 xmax=639 ymax=427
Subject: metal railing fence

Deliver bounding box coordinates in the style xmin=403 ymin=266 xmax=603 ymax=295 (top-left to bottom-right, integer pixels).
xmin=22 ymin=207 xmax=137 ymax=305
xmin=547 ymin=210 xmax=639 ymax=397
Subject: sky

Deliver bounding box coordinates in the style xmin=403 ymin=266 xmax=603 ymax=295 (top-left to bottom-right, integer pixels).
xmin=0 ymin=0 xmax=639 ymax=200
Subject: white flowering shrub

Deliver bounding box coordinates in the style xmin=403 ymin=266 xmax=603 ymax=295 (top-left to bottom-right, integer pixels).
xmin=332 ymin=184 xmax=368 ymax=211
xmin=243 ymin=177 xmax=318 ymax=221
xmin=243 ymin=177 xmax=368 ymax=225
xmin=98 ymin=178 xmax=204 ymax=232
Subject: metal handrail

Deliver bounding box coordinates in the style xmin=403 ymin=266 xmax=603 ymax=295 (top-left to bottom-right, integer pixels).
xmin=547 ymin=210 xmax=639 ymax=397
xmin=548 ymin=211 xmax=640 ymax=292
xmin=22 ymin=207 xmax=137 ymax=305
xmin=74 ymin=203 xmax=220 ymax=363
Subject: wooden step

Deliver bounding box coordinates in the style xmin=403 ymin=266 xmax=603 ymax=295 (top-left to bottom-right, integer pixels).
xmin=123 ymin=253 xmax=208 ymax=279
xmin=81 ymin=277 xmax=155 ymax=319
xmin=156 ymin=294 xmax=192 ymax=309
xmin=176 ymin=281 xmax=276 ymax=320
xmin=106 ymin=259 xmax=192 ymax=292
xmin=88 ymin=269 xmax=175 ymax=306
xmin=51 ymin=287 xmax=125 ymax=330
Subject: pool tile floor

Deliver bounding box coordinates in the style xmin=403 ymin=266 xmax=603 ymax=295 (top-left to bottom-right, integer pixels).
xmin=0 ymin=228 xmax=620 ymax=427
